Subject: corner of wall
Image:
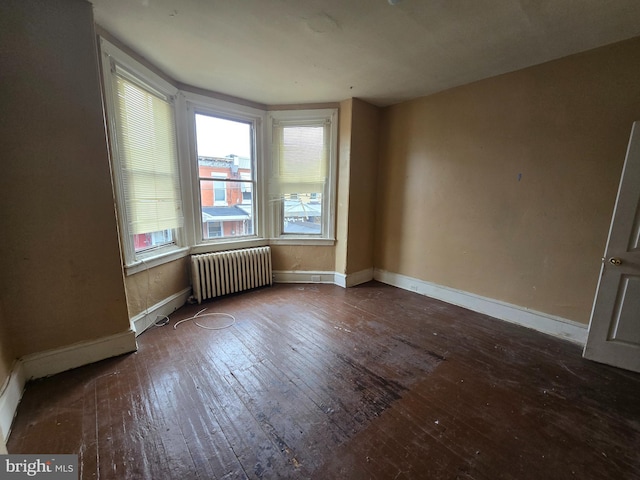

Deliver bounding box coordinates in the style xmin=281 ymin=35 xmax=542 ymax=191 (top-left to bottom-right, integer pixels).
xmin=335 ymin=99 xmax=354 ymax=276
xmin=0 ymin=361 xmax=26 ymax=450
xmin=0 ymin=328 xmax=138 ymax=449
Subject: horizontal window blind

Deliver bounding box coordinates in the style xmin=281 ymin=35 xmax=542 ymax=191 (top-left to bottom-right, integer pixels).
xmin=113 ymin=69 xmax=183 ymax=235
xmin=270 ymin=122 xmax=328 ymax=195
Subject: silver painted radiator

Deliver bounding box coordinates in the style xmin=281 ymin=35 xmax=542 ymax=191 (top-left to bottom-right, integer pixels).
xmin=191 ymin=246 xmax=272 ymax=304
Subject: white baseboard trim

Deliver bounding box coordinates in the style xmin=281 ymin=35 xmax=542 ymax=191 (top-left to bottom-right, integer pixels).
xmin=273 ymin=270 xmax=337 ymax=284
xmin=0 ymin=362 xmax=26 ymax=448
xmin=374 ymin=269 xmax=588 ymax=345
xmin=345 ymin=268 xmax=374 ymax=287
xmin=131 ymin=287 xmax=191 ymax=335
xmin=275 ymin=269 xmax=373 ymax=288
xmin=21 ymin=330 xmax=138 ymax=380
xmin=1 ymin=330 xmax=138 ymax=448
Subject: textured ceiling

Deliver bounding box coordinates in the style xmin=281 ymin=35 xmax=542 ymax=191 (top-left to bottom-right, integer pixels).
xmin=90 ymin=0 xmax=640 ymax=107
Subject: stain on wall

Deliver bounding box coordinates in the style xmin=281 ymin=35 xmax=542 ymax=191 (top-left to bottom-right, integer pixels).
xmin=272 ymin=245 xmax=336 ymax=272
xmin=124 ymin=258 xmax=190 ymax=318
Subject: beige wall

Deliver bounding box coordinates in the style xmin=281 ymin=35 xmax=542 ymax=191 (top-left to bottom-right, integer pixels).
xmin=376 ymin=36 xmax=640 ymax=324
xmin=335 ymin=100 xmax=353 ymax=275
xmin=271 ymin=245 xmax=336 ymax=272
xmin=0 ymin=0 xmax=131 ymax=357
xmin=346 ymin=99 xmax=380 ymax=274
xmin=125 ymin=259 xmax=190 ymax=318
xmin=335 ymin=98 xmax=381 ymax=277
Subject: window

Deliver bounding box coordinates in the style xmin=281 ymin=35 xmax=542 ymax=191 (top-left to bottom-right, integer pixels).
xmin=211 ymin=173 xmax=228 ymax=205
xmin=134 ymin=230 xmax=174 ymax=251
xmin=100 ymin=39 xmax=184 ymax=268
xmin=240 ymin=173 xmax=252 ymax=204
xmin=100 ymin=38 xmax=337 ymax=272
xmin=207 ymin=222 xmax=222 ymax=238
xmin=194 ymin=113 xmax=257 ymax=242
xmin=268 ymin=109 xmax=337 ymax=241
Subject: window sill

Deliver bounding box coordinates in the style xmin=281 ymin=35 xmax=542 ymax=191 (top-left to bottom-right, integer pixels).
xmin=190 ymin=237 xmax=269 ymax=255
xmin=269 ymin=237 xmax=336 ymax=246
xmin=124 ymin=246 xmax=190 ymax=276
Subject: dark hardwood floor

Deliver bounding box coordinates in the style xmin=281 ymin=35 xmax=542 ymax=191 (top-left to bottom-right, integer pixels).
xmin=7 ymin=282 xmax=640 ymax=479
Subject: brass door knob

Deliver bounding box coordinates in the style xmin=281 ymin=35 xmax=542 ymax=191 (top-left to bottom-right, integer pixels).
xmin=609 ymin=257 xmax=622 ymax=266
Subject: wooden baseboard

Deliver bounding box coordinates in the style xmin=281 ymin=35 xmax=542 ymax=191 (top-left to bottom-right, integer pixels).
xmin=0 ymin=362 xmax=26 ymax=447
xmin=346 ymin=268 xmax=374 ymax=287
xmin=1 ymin=329 xmax=137 ymax=449
xmin=275 ymin=269 xmax=373 ymax=288
xmin=273 ymin=270 xmax=337 ymax=284
xmin=130 ymin=288 xmax=191 ymax=336
xmin=374 ymin=269 xmax=588 ymax=345
xmin=21 ymin=330 xmax=137 ymax=381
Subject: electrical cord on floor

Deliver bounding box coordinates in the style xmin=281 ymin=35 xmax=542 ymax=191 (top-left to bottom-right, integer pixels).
xmin=154 ymin=316 xmax=170 ymax=327
xmin=173 ymin=307 xmax=236 ymax=330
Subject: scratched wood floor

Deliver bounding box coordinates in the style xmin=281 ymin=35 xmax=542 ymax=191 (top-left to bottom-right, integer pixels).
xmin=8 ymin=282 xmax=640 ymax=479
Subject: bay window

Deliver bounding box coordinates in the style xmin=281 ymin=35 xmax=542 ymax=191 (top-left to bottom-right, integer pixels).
xmin=100 ymin=38 xmax=337 ymax=272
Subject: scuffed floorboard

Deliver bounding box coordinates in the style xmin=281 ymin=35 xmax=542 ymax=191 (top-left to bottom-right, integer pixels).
xmin=8 ymin=282 xmax=640 ymax=479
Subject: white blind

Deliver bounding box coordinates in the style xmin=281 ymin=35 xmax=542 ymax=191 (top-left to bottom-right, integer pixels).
xmin=113 ymin=70 xmax=183 ymax=234
xmin=270 ymin=122 xmax=328 ymax=195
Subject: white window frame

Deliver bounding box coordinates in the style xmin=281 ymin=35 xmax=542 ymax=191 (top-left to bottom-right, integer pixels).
xmin=267 ymin=109 xmax=338 ymax=245
xmin=100 ymin=39 xmax=188 ymax=274
xmin=183 ymin=92 xmax=267 ymax=253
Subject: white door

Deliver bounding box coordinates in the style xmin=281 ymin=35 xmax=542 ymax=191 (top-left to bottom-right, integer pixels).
xmin=583 ymin=122 xmax=640 ymax=372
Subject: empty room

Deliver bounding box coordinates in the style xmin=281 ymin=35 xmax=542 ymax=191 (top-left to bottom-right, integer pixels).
xmin=1 ymin=0 xmax=639 ymax=478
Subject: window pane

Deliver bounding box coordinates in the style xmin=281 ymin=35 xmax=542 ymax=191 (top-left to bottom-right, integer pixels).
xmin=114 ymin=71 xmax=182 ymax=235
xmin=195 ymin=115 xmax=252 ymax=175
xmin=207 ymin=222 xmax=222 ymax=238
xmin=280 ymin=126 xmax=325 ymax=184
xmin=214 ymin=180 xmax=226 ymax=203
xmin=195 ymin=114 xmax=255 ymax=241
xmin=134 ymin=229 xmax=174 ymax=252
xmin=200 ymin=180 xmax=254 ymax=239
xmin=283 ymin=193 xmax=322 ymax=234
